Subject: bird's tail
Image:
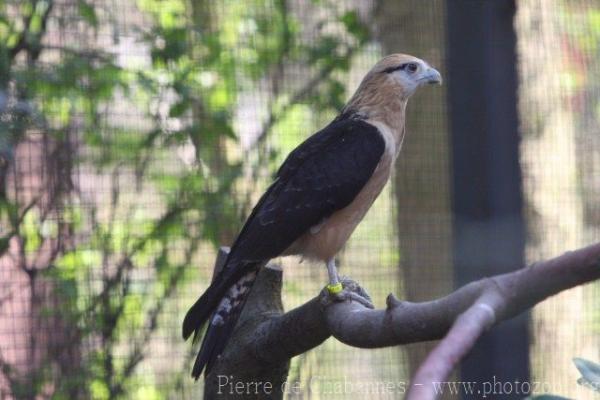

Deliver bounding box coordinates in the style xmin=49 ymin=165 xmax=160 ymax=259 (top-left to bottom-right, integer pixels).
xmin=182 ymin=261 xmax=261 ymax=379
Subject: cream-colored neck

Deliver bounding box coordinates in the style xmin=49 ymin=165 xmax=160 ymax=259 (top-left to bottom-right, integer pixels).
xmin=344 ymin=74 xmax=408 ymax=148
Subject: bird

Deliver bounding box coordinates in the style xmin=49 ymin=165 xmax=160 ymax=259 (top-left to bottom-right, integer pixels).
xmin=182 ymin=53 xmax=442 ymax=379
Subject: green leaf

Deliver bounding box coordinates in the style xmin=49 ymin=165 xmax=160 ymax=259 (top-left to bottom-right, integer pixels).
xmin=150 ymin=27 xmax=187 ymax=63
xmin=168 ymin=99 xmax=189 ymax=117
xmin=574 ymin=357 xmax=600 ymax=392
xmin=21 ymin=207 xmax=42 ymax=254
xmin=78 ymin=0 xmax=98 ymax=27
xmin=90 ymin=378 xmax=109 ymax=400
xmin=340 ymin=10 xmax=368 ymax=43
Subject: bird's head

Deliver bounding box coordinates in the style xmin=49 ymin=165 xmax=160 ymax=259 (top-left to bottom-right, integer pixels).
xmin=345 ymin=54 xmax=441 ymax=120
xmin=372 ymin=53 xmax=442 ymax=97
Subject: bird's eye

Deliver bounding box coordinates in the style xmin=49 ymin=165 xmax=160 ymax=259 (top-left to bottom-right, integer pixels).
xmin=405 ymin=63 xmax=418 ymax=73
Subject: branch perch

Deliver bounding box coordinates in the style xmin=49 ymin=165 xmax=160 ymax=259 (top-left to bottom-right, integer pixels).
xmin=201 ymin=242 xmax=600 ymax=400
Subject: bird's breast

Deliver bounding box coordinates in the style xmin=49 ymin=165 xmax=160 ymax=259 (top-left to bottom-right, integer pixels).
xmin=291 ymin=120 xmax=399 ymax=261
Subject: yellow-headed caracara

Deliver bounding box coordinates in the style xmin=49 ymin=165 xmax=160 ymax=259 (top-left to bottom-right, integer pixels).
xmin=183 ymin=54 xmax=442 ymax=378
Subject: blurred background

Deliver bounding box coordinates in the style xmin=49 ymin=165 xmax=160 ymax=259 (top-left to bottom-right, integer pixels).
xmin=0 ymin=0 xmax=599 ymax=399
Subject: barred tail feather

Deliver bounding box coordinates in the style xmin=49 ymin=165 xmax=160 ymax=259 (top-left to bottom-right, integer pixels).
xmin=183 ymin=263 xmax=260 ymax=379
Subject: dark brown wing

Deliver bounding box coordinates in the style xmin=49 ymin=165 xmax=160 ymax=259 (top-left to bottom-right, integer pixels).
xmin=228 ymin=117 xmax=386 ymax=264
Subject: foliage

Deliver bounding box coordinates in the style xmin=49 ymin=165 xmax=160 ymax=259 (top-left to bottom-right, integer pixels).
xmin=573 ymin=357 xmax=600 ymax=393
xmin=0 ymin=0 xmax=369 ymax=398
xmin=525 ymin=358 xmax=600 ymax=399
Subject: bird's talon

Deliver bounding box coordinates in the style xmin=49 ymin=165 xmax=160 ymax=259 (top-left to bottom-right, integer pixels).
xmin=330 ymin=288 xmax=374 ymax=309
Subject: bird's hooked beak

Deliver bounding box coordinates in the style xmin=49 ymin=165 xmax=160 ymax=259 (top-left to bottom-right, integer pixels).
xmin=421 ymin=67 xmax=442 ymax=85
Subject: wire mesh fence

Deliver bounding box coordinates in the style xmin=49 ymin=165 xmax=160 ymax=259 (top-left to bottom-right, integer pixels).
xmin=0 ymin=0 xmax=598 ymax=399
xmin=517 ymin=1 xmax=600 ymax=398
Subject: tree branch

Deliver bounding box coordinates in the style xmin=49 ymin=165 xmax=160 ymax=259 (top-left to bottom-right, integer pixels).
xmin=9 ymin=0 xmax=55 ymax=62
xmin=405 ymin=243 xmax=600 ymax=399
xmin=203 ymin=242 xmax=600 ymax=399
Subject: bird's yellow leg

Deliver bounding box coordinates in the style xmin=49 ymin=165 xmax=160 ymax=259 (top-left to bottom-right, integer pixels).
xmin=325 ymin=259 xmax=374 ymax=308
xmin=326 ymin=259 xmax=343 ymax=294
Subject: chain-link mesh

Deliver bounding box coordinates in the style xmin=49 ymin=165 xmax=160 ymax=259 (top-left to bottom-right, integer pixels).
xmin=0 ymin=1 xmax=598 ymax=399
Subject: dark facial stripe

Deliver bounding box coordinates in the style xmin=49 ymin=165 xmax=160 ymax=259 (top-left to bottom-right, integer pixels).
xmin=382 ymin=64 xmax=406 ymax=74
